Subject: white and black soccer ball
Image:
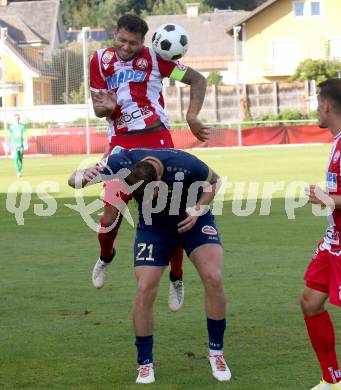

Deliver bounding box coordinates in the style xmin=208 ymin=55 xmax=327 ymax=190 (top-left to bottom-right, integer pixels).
xmin=152 ymin=23 xmax=189 ymax=61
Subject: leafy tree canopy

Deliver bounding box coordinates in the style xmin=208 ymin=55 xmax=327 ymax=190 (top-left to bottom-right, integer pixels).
xmin=61 ymin=0 xmax=267 ymax=29
xmin=61 ymin=0 xmax=120 ymax=29
xmin=207 ymin=71 xmax=224 ymax=85
xmin=148 ymin=0 xmax=211 ymax=15
xmin=291 ymin=59 xmax=341 ymax=84
xmin=202 ymin=0 xmax=266 ymax=11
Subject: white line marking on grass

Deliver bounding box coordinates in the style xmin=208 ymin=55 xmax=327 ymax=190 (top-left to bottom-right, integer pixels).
xmin=0 ymin=154 xmax=53 ymax=159
xmin=190 ymin=143 xmax=326 ymax=152
xmin=0 ymin=213 xmax=77 ymax=222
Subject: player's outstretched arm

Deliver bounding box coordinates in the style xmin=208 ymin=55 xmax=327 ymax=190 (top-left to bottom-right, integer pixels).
xmin=68 ymin=166 xmax=102 ymax=189
xmin=181 ymin=67 xmax=209 ymax=142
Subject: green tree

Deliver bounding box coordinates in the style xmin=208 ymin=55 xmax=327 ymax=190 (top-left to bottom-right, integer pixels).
xmin=50 ymin=45 xmax=84 ymax=104
xmin=61 ymin=0 xmax=119 ymax=29
xmin=206 ymin=71 xmax=223 ymax=85
xmin=151 ymin=0 xmax=186 ymax=15
xmin=150 ymin=0 xmax=210 ymax=15
xmin=61 ymin=0 xmax=213 ymax=28
xmin=62 ymin=0 xmax=82 ymax=28
xmin=96 ymin=0 xmax=121 ymax=30
xmin=61 ymin=0 xmax=268 ymax=29
xmin=290 ymin=59 xmax=341 ymax=84
xmin=126 ymin=0 xmax=152 ymax=14
xmin=202 ymin=0 xmax=266 ymax=11
xmin=61 ymin=0 xmax=158 ymax=28
xmin=70 ymin=3 xmax=93 ymax=28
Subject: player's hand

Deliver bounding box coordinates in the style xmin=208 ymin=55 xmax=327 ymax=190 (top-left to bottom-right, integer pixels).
xmin=177 ymin=206 xmax=207 ymax=233
xmin=187 ymin=117 xmax=210 ymax=142
xmin=93 ymin=90 xmax=117 ymax=113
xmin=83 ymin=166 xmax=102 ymax=184
xmin=177 ymin=214 xmax=198 ymax=233
xmin=305 ymin=185 xmax=334 ymax=207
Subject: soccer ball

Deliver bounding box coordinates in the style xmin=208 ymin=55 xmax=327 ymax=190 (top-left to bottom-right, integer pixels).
xmin=152 ymin=23 xmax=189 ymax=61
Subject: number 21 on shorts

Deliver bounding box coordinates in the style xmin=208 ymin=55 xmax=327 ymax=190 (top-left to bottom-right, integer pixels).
xmin=136 ymin=243 xmax=154 ymax=261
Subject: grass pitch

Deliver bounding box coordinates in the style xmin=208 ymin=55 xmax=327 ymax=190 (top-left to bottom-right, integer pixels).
xmin=0 ymin=145 xmax=340 ymax=389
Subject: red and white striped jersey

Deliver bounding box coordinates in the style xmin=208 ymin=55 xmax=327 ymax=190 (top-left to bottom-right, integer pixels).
xmin=326 ymin=131 xmax=341 ymax=237
xmin=90 ymin=46 xmax=181 ymax=138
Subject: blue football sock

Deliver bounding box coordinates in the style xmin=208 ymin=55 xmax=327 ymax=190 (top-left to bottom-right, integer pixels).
xmin=135 ymin=335 xmax=153 ymax=365
xmin=207 ymin=318 xmax=226 ymax=351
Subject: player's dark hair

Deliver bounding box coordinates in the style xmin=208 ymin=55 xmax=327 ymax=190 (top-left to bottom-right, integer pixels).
xmin=126 ymin=161 xmax=157 ymax=203
xmin=116 ymin=14 xmax=148 ymax=37
xmin=318 ymin=78 xmax=341 ymax=114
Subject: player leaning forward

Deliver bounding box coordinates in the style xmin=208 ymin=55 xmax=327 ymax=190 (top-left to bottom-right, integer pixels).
xmin=68 ymin=148 xmax=231 ymax=384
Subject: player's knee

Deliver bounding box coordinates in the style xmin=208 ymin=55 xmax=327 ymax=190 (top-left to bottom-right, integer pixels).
xmin=203 ymin=269 xmax=223 ymax=289
xmin=136 ymin=280 xmax=158 ymax=303
xmin=299 ymin=290 xmax=324 ymax=316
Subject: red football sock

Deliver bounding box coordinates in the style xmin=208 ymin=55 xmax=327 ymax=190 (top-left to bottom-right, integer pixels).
xmin=98 ymin=217 xmax=118 ymax=260
xmin=305 ymin=311 xmax=341 ymax=384
xmin=169 ymin=245 xmax=183 ymax=280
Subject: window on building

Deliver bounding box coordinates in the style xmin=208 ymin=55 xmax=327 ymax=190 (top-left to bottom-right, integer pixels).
xmin=311 ymin=1 xmax=321 ymax=16
xmin=13 ymin=95 xmax=19 ymax=107
xmin=293 ymin=1 xmax=305 ymax=17
xmin=272 ymin=40 xmax=300 ymax=73
xmin=0 ymin=96 xmax=2 ymax=107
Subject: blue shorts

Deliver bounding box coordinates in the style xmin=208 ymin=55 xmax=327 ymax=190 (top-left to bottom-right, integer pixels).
xmin=133 ymin=213 xmax=222 ymax=267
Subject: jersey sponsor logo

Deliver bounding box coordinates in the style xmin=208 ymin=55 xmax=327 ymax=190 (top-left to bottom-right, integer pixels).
xmin=102 ymin=51 xmax=114 ymax=63
xmin=333 ymin=150 xmax=341 ymax=164
xmin=102 ymin=51 xmax=114 ymax=70
xmin=106 ymin=70 xmax=147 ymax=89
xmin=136 ymin=58 xmax=148 ymax=69
xmin=116 ymin=106 xmax=153 ymax=129
xmin=326 ymin=172 xmax=337 ymax=191
xmin=202 ymin=225 xmax=217 ymax=235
